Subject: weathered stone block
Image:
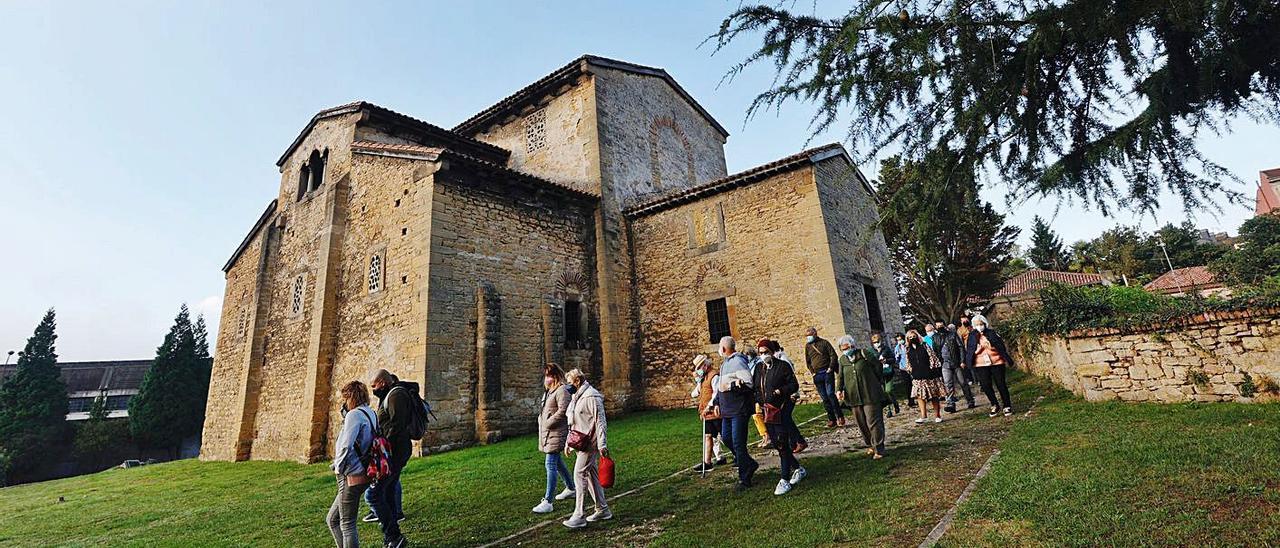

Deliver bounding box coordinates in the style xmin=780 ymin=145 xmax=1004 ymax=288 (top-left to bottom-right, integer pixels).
xmin=1077 ymin=363 xmax=1111 ymax=377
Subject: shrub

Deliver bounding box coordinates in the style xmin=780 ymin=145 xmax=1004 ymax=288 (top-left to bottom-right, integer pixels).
xmin=1240 ymin=373 xmax=1257 ymax=398
xmin=1188 ymin=369 xmax=1210 ymax=388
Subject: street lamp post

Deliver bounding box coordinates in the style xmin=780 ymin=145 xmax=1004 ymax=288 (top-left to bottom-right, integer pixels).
xmin=4 ymin=350 xmax=13 ymax=365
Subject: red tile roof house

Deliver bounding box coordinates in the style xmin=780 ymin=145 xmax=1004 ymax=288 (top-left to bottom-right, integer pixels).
xmin=1144 ymin=265 xmax=1231 ymax=298
xmin=985 ymin=269 xmax=1110 ymax=323
xmin=1258 ymin=167 xmax=1280 ymax=216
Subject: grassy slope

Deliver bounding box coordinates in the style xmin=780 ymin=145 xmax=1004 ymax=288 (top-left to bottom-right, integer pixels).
xmin=942 ymin=392 xmax=1280 ymax=546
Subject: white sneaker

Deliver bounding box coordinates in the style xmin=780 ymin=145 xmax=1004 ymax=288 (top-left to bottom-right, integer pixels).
xmin=562 ymin=515 xmax=588 ymax=529
xmin=555 ymin=488 xmax=575 ymax=501
xmin=585 ymin=508 xmax=613 ymax=522
xmin=934 ymin=417 xmax=943 ymax=423
xmin=532 ymin=499 xmax=553 ymax=514
xmin=773 ymin=479 xmax=792 ymax=496
xmin=914 ymin=418 xmax=926 ymax=424
xmin=790 ymin=467 xmax=806 ymax=485
xmin=1003 ymin=407 xmax=1013 ymax=416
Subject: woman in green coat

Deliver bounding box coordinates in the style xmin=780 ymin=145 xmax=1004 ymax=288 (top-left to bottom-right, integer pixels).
xmin=835 ymin=334 xmax=887 ymax=458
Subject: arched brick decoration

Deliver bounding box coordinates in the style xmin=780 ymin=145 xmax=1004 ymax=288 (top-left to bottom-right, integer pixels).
xmin=554 ymin=270 xmax=589 ymax=299
xmin=692 ymin=259 xmax=731 ymax=290
xmin=648 ymin=115 xmax=696 ymax=190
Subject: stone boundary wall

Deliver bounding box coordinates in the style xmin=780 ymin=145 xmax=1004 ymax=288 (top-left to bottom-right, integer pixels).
xmin=1015 ymin=307 xmax=1280 ymax=403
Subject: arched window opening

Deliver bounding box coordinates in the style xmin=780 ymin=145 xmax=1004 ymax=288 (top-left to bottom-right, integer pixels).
xmin=297 ymin=163 xmax=311 ymax=201
xmin=309 ymin=149 xmax=326 ymax=191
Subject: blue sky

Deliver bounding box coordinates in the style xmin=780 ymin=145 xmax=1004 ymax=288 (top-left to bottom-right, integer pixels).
xmin=0 ymin=1 xmax=1274 ymax=360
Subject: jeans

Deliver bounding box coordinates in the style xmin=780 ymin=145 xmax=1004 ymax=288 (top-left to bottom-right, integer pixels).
xmin=765 ymin=420 xmax=798 ymax=481
xmin=720 ymin=414 xmax=757 ymax=484
xmin=973 ymin=365 xmax=1012 ymax=410
xmin=572 ymin=449 xmax=608 ymax=517
xmin=941 ymin=367 xmax=975 ymax=407
xmin=327 ymin=476 xmax=370 ymax=548
xmin=363 ymin=475 xmax=402 ymax=521
xmin=368 ymin=458 xmax=406 ymax=543
xmin=813 ymin=370 xmax=843 ymax=421
xmin=782 ymin=399 xmax=806 ymax=447
xmin=543 ymin=452 xmax=575 ymax=501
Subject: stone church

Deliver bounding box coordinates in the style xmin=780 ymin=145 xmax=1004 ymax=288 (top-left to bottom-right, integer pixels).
xmin=200 ymin=55 xmax=902 ymax=463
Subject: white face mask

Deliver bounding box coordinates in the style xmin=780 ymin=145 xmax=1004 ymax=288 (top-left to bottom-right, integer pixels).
xmin=975 ymin=325 xmax=986 ymax=332
xmin=806 ymin=335 xmax=815 ymax=343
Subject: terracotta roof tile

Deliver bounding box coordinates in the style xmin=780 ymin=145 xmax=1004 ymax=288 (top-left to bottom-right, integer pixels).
xmin=1143 ymin=265 xmax=1222 ymax=294
xmin=994 ymin=269 xmax=1106 ymax=297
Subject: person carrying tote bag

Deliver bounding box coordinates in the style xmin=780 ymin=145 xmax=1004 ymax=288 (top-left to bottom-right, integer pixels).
xmin=562 ymin=369 xmax=612 ymax=529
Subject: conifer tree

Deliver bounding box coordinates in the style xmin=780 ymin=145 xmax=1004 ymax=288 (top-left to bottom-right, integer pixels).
xmin=129 ymin=305 xmax=207 ymax=456
xmin=0 ymin=309 xmax=68 ymax=476
xmin=1027 ymin=216 xmax=1068 ymax=270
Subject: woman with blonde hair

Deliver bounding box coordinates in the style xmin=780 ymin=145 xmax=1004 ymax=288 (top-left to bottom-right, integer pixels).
xmin=532 ymin=363 xmax=576 ymax=514
xmin=562 ymin=368 xmax=611 ymax=529
xmin=327 ymin=380 xmax=377 ymax=548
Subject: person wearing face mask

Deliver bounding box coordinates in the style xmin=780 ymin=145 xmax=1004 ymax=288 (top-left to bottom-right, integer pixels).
xmin=364 ymin=369 xmax=414 ymax=548
xmin=893 ymin=334 xmax=915 ymax=409
xmin=328 ymin=380 xmax=377 ymax=548
xmin=804 ymin=327 xmax=844 ymax=428
xmin=870 ymin=333 xmax=900 ymax=417
xmin=532 ymin=363 xmax=575 ymax=514
xmin=709 ymin=336 xmax=759 ymax=491
xmin=956 ymin=316 xmax=977 ymax=387
xmin=835 ymin=335 xmax=887 ymax=458
xmin=752 ymin=338 xmax=802 ymax=495
xmin=939 ymin=322 xmax=976 ymax=412
xmin=562 ymin=368 xmax=611 ymax=529
xmin=767 ymin=340 xmax=807 ymax=454
xmin=905 ymin=330 xmax=946 ymax=424
xmin=691 ymin=354 xmax=727 ymax=473
xmin=963 ymin=314 xmax=1015 ymax=417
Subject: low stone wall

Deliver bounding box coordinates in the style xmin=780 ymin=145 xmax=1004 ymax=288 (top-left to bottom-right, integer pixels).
xmin=1015 ymin=308 xmax=1280 ymax=403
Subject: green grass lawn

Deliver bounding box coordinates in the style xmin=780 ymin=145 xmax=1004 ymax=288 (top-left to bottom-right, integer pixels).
xmin=941 ymin=391 xmax=1280 ymax=547
xmin=3 ymin=373 xmax=1278 ymax=547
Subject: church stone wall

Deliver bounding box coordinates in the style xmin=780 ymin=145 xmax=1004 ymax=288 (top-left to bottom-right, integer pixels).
xmin=631 ymin=166 xmax=848 ymax=409
xmin=470 ymin=78 xmax=600 ymax=195
xmin=425 ymin=175 xmax=597 ymax=447
xmin=201 ymin=225 xmax=265 ymax=461
xmin=325 ymin=153 xmax=437 ymax=454
xmin=813 ymin=156 xmax=904 ymax=341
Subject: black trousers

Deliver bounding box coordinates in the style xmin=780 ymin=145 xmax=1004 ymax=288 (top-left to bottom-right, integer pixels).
xmin=973 ymin=365 xmax=1011 ymax=410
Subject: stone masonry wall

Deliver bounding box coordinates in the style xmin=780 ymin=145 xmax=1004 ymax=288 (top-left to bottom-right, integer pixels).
xmin=1016 ymin=308 xmax=1280 ymax=402
xmin=201 ymin=223 xmax=264 ymax=461
xmin=631 ymin=166 xmax=849 ymax=409
xmin=813 ymin=156 xmax=904 ymax=342
xmin=425 ymin=173 xmax=596 ymax=447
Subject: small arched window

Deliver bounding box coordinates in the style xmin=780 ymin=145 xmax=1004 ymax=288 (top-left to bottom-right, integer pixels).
xmin=368 ymin=255 xmax=383 ymax=293
xmin=290 ymin=275 xmax=305 ymax=315
xmin=309 ymin=149 xmax=326 ymax=192
xmin=296 ymin=163 xmax=311 ymax=202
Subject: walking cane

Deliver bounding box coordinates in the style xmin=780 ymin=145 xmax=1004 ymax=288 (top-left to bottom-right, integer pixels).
xmin=700 ymin=412 xmax=707 ymax=479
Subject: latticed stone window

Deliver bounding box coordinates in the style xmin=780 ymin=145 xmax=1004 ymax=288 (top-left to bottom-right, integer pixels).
xmin=238 ymin=308 xmax=249 ymax=338
xmin=290 ymin=275 xmax=305 ymax=316
xmin=368 ymin=254 xmax=383 ymax=293
xmin=524 ymin=109 xmax=547 ymax=154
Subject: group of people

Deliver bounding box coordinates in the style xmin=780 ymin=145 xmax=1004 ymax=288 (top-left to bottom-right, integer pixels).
xmin=322 ymin=315 xmax=1018 ymax=545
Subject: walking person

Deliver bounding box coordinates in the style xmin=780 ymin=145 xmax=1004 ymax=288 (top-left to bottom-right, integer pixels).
xmin=327 ymin=381 xmax=376 ymax=548
xmin=905 ymin=330 xmax=945 ymax=424
xmin=691 ymin=354 xmax=727 ymax=473
xmin=835 ymin=336 xmax=887 ymax=458
xmin=870 ymin=333 xmax=900 ymax=417
xmin=532 ymin=364 xmax=575 ymax=514
xmin=956 ymin=316 xmax=977 ymax=387
xmin=893 ymin=334 xmax=915 ymax=409
xmin=939 ymin=324 xmax=976 ymax=412
xmin=367 ymin=369 xmax=413 ymax=548
xmin=753 ymin=339 xmax=803 ymax=495
xmin=562 ymin=368 xmax=612 ymax=529
xmin=964 ymin=314 xmax=1015 ymax=417
xmin=710 ymin=336 xmax=759 ymax=491
xmin=767 ymin=340 xmax=807 ymax=454
xmin=804 ymin=327 xmax=845 ymax=427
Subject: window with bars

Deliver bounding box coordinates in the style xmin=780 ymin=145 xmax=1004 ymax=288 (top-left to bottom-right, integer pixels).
xmin=864 ymin=284 xmax=885 ymax=333
xmin=705 ymin=298 xmax=731 ymax=343
xmin=368 ymin=255 xmax=383 ymax=293
xmin=291 ymin=275 xmax=305 ymax=315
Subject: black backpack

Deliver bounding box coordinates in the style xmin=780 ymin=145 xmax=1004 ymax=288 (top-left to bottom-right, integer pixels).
xmin=390 ymin=385 xmax=436 ymax=441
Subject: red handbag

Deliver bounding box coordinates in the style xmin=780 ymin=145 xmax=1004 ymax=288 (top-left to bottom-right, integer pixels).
xmin=762 ymin=403 xmax=783 ymax=424
xmin=567 ymin=428 xmax=594 ymax=451
xmin=599 ymin=455 xmax=615 ymax=488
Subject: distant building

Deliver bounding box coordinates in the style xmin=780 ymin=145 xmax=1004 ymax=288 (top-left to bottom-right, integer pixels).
xmin=1144 ymin=266 xmax=1230 ymax=298
xmin=986 ymin=269 xmax=1109 ymax=322
xmin=1258 ymin=167 xmax=1280 ymax=216
xmin=0 ymin=360 xmax=150 ymax=421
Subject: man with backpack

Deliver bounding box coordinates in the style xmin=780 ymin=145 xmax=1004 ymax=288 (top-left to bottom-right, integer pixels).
xmin=365 ymin=368 xmax=425 ymax=548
